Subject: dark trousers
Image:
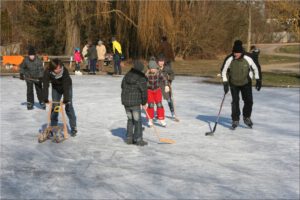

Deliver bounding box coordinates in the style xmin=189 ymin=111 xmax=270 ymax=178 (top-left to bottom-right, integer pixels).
xmin=113 ymin=54 xmax=122 ymax=75
xmin=89 ymin=59 xmax=97 ymax=73
xmin=125 ymin=105 xmax=143 ymax=142
xmin=167 ymin=98 xmax=174 ymax=113
xmin=51 ymin=88 xmax=77 ymax=129
xmin=230 ymin=81 xmax=253 ymax=121
xmin=75 ymin=62 xmax=80 ymax=71
xmin=26 ymin=80 xmax=43 ymax=104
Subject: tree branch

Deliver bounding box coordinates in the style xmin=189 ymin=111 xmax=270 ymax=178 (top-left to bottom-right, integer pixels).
xmin=83 ymin=9 xmax=138 ymax=28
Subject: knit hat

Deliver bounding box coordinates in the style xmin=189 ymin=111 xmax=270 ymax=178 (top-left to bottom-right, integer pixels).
xmin=157 ymin=54 xmax=165 ymax=62
xmin=28 ymin=46 xmax=36 ymax=55
xmin=233 ymin=40 xmax=243 ymax=47
xmin=232 ymin=43 xmax=244 ymax=53
xmin=148 ymin=60 xmax=158 ymax=69
xmin=133 ymin=60 xmax=144 ymax=72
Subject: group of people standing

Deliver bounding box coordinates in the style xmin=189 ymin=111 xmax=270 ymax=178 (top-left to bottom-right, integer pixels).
xmin=75 ymin=37 xmax=123 ymax=76
xmin=77 ymin=39 xmax=107 ymax=75
xmin=20 ymin=47 xmax=78 ymax=136
xmin=121 ymin=36 xmax=176 ymax=146
xmin=19 ymin=36 xmax=262 ymax=146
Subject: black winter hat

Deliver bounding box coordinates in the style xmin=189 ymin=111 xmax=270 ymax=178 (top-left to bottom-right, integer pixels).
xmin=133 ymin=60 xmax=144 ymax=72
xmin=28 ymin=46 xmax=36 ymax=55
xmin=232 ymin=43 xmax=244 ymax=53
xmin=157 ymin=54 xmax=165 ymax=61
xmin=233 ymin=40 xmax=243 ymax=47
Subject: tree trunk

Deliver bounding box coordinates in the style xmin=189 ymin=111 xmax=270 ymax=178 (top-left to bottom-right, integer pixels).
xmin=247 ymin=1 xmax=252 ymax=52
xmin=64 ymin=1 xmax=80 ymax=55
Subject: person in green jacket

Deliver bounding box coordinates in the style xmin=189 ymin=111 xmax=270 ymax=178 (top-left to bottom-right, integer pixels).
xmin=221 ymin=41 xmax=261 ymax=129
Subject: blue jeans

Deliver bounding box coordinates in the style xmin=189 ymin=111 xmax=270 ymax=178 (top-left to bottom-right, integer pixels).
xmin=125 ymin=105 xmax=143 ymax=142
xmin=89 ymin=59 xmax=97 ymax=73
xmin=51 ymin=88 xmax=77 ymax=129
xmin=75 ymin=62 xmax=80 ymax=71
xmin=113 ymin=54 xmax=121 ymax=75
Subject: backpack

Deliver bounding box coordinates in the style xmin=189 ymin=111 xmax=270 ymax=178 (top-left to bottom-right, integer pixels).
xmin=229 ymin=59 xmax=250 ymax=86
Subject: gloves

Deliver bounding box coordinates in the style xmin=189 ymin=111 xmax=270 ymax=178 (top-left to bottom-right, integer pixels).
xmin=256 ymin=79 xmax=262 ymax=91
xmin=165 ymin=86 xmax=170 ymax=93
xmin=223 ymin=82 xmax=229 ymax=94
xmin=143 ymin=103 xmax=148 ymax=110
xmin=20 ymin=74 xmax=24 ymax=80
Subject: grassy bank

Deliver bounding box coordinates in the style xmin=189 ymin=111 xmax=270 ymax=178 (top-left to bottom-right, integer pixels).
xmin=1 ymin=54 xmax=299 ymax=88
xmin=277 ymin=45 xmax=300 ymax=54
xmin=204 ymin=72 xmax=300 ymax=88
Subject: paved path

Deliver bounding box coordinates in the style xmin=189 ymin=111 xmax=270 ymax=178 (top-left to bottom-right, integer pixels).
xmin=254 ymin=43 xmax=299 ymax=73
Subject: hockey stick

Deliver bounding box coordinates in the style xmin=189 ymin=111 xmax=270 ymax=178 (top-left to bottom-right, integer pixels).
xmin=12 ymin=75 xmax=40 ymax=82
xmin=143 ymin=107 xmax=175 ymax=144
xmin=168 ymin=83 xmax=179 ymax=122
xmin=205 ymin=93 xmax=227 ymax=136
xmin=60 ymin=101 xmax=69 ymax=139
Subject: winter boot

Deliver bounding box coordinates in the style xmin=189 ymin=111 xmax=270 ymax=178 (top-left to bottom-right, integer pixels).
xmin=40 ymin=102 xmax=46 ymax=110
xmin=126 ymin=137 xmax=133 ymax=145
xmin=136 ymin=139 xmax=148 ymax=146
xmin=159 ymin=119 xmax=167 ymax=127
xmin=27 ymin=102 xmax=33 ymax=110
xmin=70 ymin=127 xmax=77 ymax=137
xmin=232 ymin=121 xmax=239 ymax=129
xmin=243 ymin=117 xmax=253 ymax=128
xmin=148 ymin=119 xmax=153 ymax=127
xmin=171 ymin=112 xmax=180 ymax=122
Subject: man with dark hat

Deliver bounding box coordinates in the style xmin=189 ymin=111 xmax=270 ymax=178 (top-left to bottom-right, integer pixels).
xmin=157 ymin=36 xmax=175 ymax=68
xmin=121 ymin=59 xmax=148 ymax=146
xmin=19 ymin=46 xmax=45 ymax=110
xmin=221 ymin=40 xmax=261 ymax=129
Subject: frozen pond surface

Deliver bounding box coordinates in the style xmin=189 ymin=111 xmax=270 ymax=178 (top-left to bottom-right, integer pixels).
xmin=1 ymin=75 xmax=299 ymax=199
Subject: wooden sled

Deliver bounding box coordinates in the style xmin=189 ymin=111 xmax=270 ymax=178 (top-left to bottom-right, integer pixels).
xmin=38 ymin=101 xmax=69 ymax=143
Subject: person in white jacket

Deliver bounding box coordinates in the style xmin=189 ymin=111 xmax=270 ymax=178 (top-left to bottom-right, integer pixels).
xmin=96 ymin=40 xmax=106 ymax=72
xmin=82 ymin=41 xmax=89 ymax=71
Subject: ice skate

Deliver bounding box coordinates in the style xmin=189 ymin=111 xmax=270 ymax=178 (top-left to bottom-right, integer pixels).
xmin=243 ymin=117 xmax=253 ymax=128
xmin=136 ymin=139 xmax=148 ymax=146
xmin=148 ymin=119 xmax=153 ymax=127
xmin=159 ymin=119 xmax=167 ymax=127
xmin=231 ymin=121 xmax=239 ymax=130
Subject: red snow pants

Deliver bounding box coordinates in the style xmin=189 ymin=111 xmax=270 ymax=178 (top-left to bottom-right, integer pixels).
xmin=147 ymin=88 xmax=165 ymax=120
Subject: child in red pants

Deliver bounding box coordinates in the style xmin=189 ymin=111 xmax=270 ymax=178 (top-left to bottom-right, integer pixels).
xmin=145 ymin=57 xmax=169 ymax=127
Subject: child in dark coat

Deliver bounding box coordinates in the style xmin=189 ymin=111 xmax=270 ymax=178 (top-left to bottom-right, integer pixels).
xmin=43 ymin=58 xmax=77 ymax=136
xmin=157 ymin=55 xmax=177 ymax=120
xmin=121 ymin=60 xmax=148 ymax=146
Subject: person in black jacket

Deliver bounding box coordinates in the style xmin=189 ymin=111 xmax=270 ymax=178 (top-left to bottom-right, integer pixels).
xmin=19 ymin=46 xmax=45 ymax=110
xmin=121 ymin=60 xmax=148 ymax=146
xmin=221 ymin=41 xmax=261 ymax=129
xmin=157 ymin=54 xmax=177 ymax=120
xmin=43 ymin=58 xmax=77 ymax=136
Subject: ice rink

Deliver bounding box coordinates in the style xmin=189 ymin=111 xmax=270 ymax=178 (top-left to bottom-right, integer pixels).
xmin=1 ymin=75 xmax=299 ymax=199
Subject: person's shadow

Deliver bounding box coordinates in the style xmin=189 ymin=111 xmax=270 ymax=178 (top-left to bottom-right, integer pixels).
xmin=196 ymin=115 xmax=232 ymax=131
xmin=21 ymin=102 xmax=45 ymax=110
xmin=111 ymin=128 xmax=127 ymax=142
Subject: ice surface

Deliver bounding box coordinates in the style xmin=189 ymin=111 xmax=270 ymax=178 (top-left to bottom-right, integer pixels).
xmin=0 ymin=75 xmax=299 ymax=199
